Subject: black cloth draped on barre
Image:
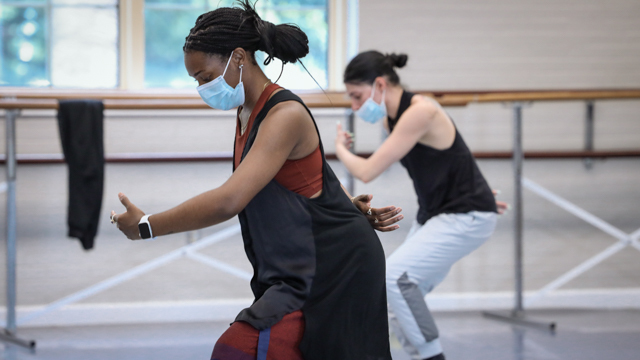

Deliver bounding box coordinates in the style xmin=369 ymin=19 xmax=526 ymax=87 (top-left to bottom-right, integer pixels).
xmin=57 ymin=100 xmax=105 ymax=250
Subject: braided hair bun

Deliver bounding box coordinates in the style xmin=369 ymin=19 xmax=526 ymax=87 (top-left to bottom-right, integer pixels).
xmin=184 ymin=0 xmax=309 ymax=65
xmin=240 ymin=1 xmax=308 ymax=64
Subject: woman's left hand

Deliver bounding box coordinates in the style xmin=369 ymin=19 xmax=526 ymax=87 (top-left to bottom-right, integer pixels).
xmin=351 ymin=194 xmax=403 ymax=232
xmin=110 ymin=192 xmax=145 ymax=240
xmin=336 ymin=122 xmax=354 ymax=150
xmin=493 ymin=190 xmax=509 ymax=215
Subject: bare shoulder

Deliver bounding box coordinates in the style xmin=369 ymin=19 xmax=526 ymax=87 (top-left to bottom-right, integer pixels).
xmin=263 ymin=98 xmax=310 ymax=128
xmin=409 ymin=94 xmax=439 ymax=117
xmin=256 ymin=98 xmax=313 ymax=147
xmin=411 ymin=95 xmax=455 ymax=148
xmin=399 ymin=94 xmax=438 ymax=127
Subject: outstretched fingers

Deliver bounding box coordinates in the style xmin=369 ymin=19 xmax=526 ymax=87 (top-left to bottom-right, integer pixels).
xmin=351 ymin=193 xmax=404 ymax=232
xmin=368 ymin=206 xmax=403 ymax=231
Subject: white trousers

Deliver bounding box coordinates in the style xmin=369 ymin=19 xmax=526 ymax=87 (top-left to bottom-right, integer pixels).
xmin=386 ymin=211 xmax=497 ymax=359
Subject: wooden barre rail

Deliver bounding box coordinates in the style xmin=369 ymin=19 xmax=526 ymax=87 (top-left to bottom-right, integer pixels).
xmin=2 ymin=88 xmax=639 ymax=164
xmin=1 ymin=150 xmax=639 ymax=165
xmin=3 ymin=89 xmax=640 ymax=109
xmin=0 ymin=93 xmax=352 ymax=109
xmin=438 ymin=90 xmax=640 ymax=107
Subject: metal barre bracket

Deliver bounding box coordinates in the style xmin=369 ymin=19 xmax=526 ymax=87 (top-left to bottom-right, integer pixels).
xmin=0 ymin=329 xmax=36 ymax=349
xmin=482 ymin=311 xmax=556 ymax=333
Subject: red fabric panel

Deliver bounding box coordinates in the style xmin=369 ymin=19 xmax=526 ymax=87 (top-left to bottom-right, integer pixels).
xmin=211 ymin=310 xmax=305 ymax=360
xmin=273 ymin=146 xmax=323 ymax=198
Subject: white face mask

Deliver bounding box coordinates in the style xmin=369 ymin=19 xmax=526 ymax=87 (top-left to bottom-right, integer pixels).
xmin=196 ymin=52 xmax=245 ymax=111
xmin=356 ymin=83 xmax=387 ymax=124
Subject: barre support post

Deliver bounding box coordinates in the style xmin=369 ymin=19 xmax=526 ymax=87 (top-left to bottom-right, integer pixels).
xmin=5 ymin=109 xmax=18 ymax=334
xmin=482 ymin=102 xmax=555 ymax=332
xmin=344 ymin=110 xmax=355 ymax=196
xmin=583 ymin=101 xmax=595 ymax=169
xmin=2 ymin=109 xmax=36 ymax=349
xmin=513 ymin=102 xmax=524 ymax=315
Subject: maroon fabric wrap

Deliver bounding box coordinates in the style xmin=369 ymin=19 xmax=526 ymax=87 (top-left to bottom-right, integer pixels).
xmin=211 ymin=311 xmax=304 ymax=360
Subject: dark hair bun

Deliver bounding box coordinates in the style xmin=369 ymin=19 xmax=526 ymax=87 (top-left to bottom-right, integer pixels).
xmin=240 ymin=1 xmax=308 ymax=64
xmin=184 ymin=0 xmax=310 ymax=65
xmin=387 ymin=53 xmax=408 ymax=68
xmin=344 ymin=50 xmax=405 ymax=85
xmin=260 ymin=21 xmax=309 ymax=64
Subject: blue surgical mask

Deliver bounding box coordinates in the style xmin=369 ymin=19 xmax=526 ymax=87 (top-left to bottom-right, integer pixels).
xmin=197 ymin=53 xmax=245 ymax=111
xmin=356 ymin=85 xmax=386 ymax=124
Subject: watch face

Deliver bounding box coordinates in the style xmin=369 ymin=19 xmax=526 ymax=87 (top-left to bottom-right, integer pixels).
xmin=138 ymin=223 xmax=152 ymax=239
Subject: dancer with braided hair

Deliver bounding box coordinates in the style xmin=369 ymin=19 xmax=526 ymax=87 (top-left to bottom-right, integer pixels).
xmin=336 ymin=51 xmax=507 ymax=360
xmin=111 ymin=2 xmax=399 ymax=359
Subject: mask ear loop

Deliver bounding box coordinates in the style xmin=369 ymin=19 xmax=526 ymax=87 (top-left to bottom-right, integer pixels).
xmin=371 ymin=80 xmax=385 ymax=105
xmin=274 ymin=62 xmax=285 ymax=84
xmin=222 ymin=51 xmax=234 ymax=77
xmin=369 ymin=81 xmax=377 ymax=100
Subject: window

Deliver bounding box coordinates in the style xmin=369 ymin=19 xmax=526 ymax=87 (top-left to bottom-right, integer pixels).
xmin=144 ymin=0 xmax=328 ymax=90
xmin=1 ymin=0 xmax=333 ymax=89
xmin=1 ymin=0 xmax=48 ymax=86
xmin=0 ymin=0 xmax=118 ymax=88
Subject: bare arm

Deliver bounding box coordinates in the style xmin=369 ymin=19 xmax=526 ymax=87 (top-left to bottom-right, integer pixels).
xmin=335 ymin=101 xmax=437 ymax=183
xmin=112 ymin=101 xmax=312 ymax=240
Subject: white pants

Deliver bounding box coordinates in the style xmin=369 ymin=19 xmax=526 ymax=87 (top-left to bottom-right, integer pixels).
xmin=386 ymin=211 xmax=497 ymax=359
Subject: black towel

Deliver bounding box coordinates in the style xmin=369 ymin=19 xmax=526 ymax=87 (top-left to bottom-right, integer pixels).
xmin=57 ymin=100 xmax=105 ymax=250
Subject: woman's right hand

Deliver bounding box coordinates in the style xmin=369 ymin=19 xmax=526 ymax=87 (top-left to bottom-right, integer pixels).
xmin=351 ymin=194 xmax=403 ymax=232
xmin=111 ymin=192 xmax=145 ymax=240
xmin=336 ymin=122 xmax=354 ymax=150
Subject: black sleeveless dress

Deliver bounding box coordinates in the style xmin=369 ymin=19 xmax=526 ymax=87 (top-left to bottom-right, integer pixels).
xmin=233 ymin=89 xmax=392 ymax=360
xmin=388 ymin=90 xmax=497 ymax=225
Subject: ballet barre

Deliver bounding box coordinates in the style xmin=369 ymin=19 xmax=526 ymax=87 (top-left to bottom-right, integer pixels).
xmin=2 ymin=89 xmax=640 ymax=346
xmin=0 ymin=93 xmax=353 ymax=349
xmin=3 ymin=89 xmax=640 ymax=164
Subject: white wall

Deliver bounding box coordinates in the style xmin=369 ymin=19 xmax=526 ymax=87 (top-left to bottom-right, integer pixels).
xmin=2 ymin=98 xmax=639 ymax=158
xmin=353 ymin=0 xmax=640 ymax=152
xmin=359 ymin=0 xmax=640 ymax=90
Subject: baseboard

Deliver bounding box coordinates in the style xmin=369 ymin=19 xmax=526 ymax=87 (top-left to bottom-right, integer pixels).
xmin=425 ymin=288 xmax=640 ymax=311
xmin=2 ymin=288 xmax=639 ymax=328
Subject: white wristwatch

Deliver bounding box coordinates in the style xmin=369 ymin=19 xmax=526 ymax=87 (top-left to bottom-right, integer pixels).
xmin=138 ymin=214 xmax=156 ymax=240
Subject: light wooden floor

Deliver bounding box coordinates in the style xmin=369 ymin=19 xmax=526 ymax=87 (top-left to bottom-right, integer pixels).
xmin=3 ymin=309 xmax=640 ymax=360
xmin=1 ymin=157 xmax=640 ymax=358
xmin=1 ymin=158 xmax=639 ymax=306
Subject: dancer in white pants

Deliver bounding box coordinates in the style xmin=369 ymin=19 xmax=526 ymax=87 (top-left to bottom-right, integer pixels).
xmin=336 ymin=51 xmax=506 ymax=360
xmin=387 ymin=213 xmax=496 ymax=359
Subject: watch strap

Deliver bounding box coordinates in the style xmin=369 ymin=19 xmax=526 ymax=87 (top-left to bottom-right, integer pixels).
xmin=138 ymin=214 xmax=156 ymax=240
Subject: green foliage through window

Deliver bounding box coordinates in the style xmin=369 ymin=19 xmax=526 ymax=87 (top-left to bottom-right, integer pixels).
xmin=144 ymin=0 xmax=328 ymax=90
xmin=0 ymin=4 xmax=48 ymax=86
xmin=0 ymin=0 xmax=118 ymax=88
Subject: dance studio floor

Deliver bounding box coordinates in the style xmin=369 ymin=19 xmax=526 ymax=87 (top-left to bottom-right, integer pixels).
xmin=3 ymin=309 xmax=640 ymax=360
xmin=1 ymin=158 xmax=640 ymax=359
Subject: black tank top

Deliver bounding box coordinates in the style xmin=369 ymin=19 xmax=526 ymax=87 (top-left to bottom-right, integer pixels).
xmin=234 ymin=90 xmax=391 ymax=360
xmin=388 ymin=90 xmax=497 ymax=224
